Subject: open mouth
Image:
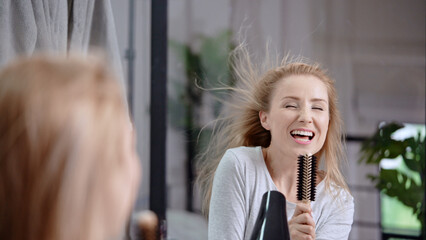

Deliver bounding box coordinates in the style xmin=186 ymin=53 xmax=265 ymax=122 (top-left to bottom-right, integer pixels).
xmin=290 ymin=130 xmax=315 ymax=142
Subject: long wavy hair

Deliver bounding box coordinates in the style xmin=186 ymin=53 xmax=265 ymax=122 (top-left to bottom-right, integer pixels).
xmin=0 ymin=55 xmax=138 ymax=240
xmin=196 ymin=44 xmax=349 ymax=217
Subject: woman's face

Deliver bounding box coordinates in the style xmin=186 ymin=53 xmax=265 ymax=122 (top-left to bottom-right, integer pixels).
xmin=260 ymin=74 xmax=330 ymax=158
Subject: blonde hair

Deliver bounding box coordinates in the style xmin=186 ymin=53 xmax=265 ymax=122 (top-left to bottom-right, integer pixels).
xmin=0 ymin=55 xmax=132 ymax=240
xmin=196 ymin=44 xmax=349 ymax=217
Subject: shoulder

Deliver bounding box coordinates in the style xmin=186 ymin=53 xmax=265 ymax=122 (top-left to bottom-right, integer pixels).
xmin=315 ymin=177 xmax=354 ymax=210
xmin=313 ymin=180 xmax=354 ymax=230
xmin=329 ymin=181 xmax=353 ymax=205
xmin=220 ymin=146 xmax=262 ymax=169
xmin=216 ymin=146 xmax=263 ymax=178
xmin=226 ymin=146 xmax=261 ymax=157
xmin=314 ymin=182 xmax=354 ymax=239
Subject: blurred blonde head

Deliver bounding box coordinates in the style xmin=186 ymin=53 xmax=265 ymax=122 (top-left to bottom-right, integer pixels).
xmin=196 ymin=44 xmax=348 ymax=217
xmin=0 ymin=54 xmax=140 ymax=240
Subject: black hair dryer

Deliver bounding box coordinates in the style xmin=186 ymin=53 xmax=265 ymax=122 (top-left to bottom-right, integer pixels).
xmin=250 ymin=190 xmax=290 ymax=240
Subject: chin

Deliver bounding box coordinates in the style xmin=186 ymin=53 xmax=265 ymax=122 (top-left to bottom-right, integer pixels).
xmin=293 ymin=146 xmax=320 ymax=156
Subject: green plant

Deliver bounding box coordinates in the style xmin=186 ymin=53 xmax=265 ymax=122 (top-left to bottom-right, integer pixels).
xmin=359 ymin=122 xmax=425 ymax=236
xmin=168 ymin=30 xmax=235 ymax=128
xmin=168 ymin=30 xmax=235 ymax=211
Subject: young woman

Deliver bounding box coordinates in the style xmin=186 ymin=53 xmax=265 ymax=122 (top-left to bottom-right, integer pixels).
xmin=0 ymin=55 xmax=140 ymax=240
xmin=197 ymin=46 xmax=354 ymax=240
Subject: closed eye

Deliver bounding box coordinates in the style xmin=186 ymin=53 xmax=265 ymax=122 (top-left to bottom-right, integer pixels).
xmin=285 ymin=105 xmax=297 ymax=109
xmin=312 ymin=107 xmax=324 ymax=111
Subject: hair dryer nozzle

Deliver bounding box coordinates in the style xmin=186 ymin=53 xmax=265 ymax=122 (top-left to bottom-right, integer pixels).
xmin=250 ymin=191 xmax=290 ymax=240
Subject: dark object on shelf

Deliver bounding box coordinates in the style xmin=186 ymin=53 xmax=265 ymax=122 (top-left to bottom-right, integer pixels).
xmin=382 ymin=231 xmax=423 ymax=240
xmin=137 ymin=210 xmax=159 ymax=240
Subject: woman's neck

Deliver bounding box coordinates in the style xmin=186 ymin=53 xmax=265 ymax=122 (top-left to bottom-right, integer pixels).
xmin=262 ymin=146 xmax=299 ymax=202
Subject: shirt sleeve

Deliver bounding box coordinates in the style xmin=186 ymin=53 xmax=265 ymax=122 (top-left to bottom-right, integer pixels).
xmin=315 ymin=192 xmax=355 ymax=240
xmin=208 ymin=150 xmax=247 ymax=240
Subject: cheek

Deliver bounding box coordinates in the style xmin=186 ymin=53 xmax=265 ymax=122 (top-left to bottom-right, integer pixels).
xmin=121 ymin=146 xmax=141 ymax=204
xmin=323 ymin=117 xmax=330 ymax=133
xmin=129 ymin=152 xmax=141 ymax=195
xmin=270 ymin=114 xmax=293 ymax=136
xmin=110 ymin=133 xmax=141 ymax=230
xmin=315 ymin=113 xmax=329 ymax=138
xmin=320 ymin=116 xmax=330 ymax=142
xmin=320 ymin=112 xmax=330 ymax=130
xmin=108 ymin=155 xmax=141 ymax=234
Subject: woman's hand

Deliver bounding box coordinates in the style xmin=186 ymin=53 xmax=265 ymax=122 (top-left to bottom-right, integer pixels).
xmin=288 ymin=202 xmax=316 ymax=240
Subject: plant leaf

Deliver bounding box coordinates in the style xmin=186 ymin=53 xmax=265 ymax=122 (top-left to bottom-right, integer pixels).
xmin=377 ymin=169 xmax=423 ymax=213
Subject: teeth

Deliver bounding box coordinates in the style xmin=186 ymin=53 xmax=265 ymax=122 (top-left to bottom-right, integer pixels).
xmin=295 ymin=138 xmax=310 ymax=142
xmin=291 ymin=130 xmax=313 ymax=137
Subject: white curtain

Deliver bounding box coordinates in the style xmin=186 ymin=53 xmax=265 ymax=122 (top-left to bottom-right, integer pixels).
xmin=0 ymin=0 xmax=125 ymax=90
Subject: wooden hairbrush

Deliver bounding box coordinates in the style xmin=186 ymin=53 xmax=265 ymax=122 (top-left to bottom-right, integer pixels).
xmin=296 ymin=154 xmax=317 ymax=203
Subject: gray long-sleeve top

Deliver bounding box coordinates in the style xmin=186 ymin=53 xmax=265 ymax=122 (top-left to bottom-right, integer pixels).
xmin=208 ymin=146 xmax=354 ymax=240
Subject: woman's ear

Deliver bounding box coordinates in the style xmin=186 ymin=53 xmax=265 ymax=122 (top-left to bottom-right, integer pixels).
xmin=259 ymin=111 xmax=270 ymax=130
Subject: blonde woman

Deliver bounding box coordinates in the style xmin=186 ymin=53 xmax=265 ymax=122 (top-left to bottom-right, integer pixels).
xmin=0 ymin=55 xmax=140 ymax=240
xmin=197 ymin=46 xmax=354 ymax=240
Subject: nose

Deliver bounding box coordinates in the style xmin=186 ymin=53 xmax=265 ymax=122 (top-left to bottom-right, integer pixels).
xmin=298 ymin=107 xmax=313 ymax=123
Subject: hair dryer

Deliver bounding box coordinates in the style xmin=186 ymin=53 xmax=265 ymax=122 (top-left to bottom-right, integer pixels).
xmin=250 ymin=190 xmax=290 ymax=240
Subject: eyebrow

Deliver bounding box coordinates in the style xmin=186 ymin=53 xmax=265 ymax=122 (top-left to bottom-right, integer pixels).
xmin=281 ymin=96 xmax=328 ymax=103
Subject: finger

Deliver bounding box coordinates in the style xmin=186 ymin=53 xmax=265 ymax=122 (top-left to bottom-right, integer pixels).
xmin=293 ymin=202 xmax=312 ymax=216
xmin=289 ymin=227 xmax=315 ymax=240
xmin=292 ymin=212 xmax=316 ymax=226
xmin=294 ymin=224 xmax=316 ymax=236
xmin=289 ymin=232 xmax=314 ymax=240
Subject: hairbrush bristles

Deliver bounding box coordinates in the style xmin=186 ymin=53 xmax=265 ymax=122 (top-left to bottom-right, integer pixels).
xmin=297 ymin=154 xmax=317 ymax=202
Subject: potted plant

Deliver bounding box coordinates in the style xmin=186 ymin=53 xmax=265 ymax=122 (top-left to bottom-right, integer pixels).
xmin=359 ymin=122 xmax=425 ymax=238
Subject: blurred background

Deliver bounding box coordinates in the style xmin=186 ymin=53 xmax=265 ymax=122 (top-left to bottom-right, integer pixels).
xmin=1 ymin=0 xmax=423 ymax=239
xmin=110 ymin=1 xmax=425 ymax=239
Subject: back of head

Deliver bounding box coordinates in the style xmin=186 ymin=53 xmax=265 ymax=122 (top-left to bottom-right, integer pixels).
xmin=0 ymin=55 xmax=134 ymax=240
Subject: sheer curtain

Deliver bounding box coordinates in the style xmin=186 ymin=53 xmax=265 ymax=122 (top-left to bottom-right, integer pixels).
xmin=0 ymin=0 xmax=124 ymax=92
